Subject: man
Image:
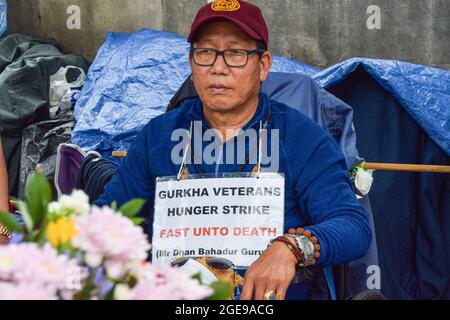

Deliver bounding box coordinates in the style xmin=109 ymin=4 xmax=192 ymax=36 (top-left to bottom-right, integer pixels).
xmin=95 ymin=0 xmax=371 ymax=300
xmin=0 ymin=131 xmax=10 ymax=244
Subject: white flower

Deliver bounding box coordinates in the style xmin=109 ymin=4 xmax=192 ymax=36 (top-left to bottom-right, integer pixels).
xmin=58 ymin=190 xmax=90 ymax=216
xmin=354 ymin=168 xmax=374 ymax=197
xmin=127 ymin=261 xmax=153 ymax=279
xmin=114 ymin=284 xmax=133 ymax=300
xmin=85 ymin=252 xmax=103 ymax=268
xmin=48 ymin=201 xmax=62 ymax=213
xmin=105 ymin=260 xmax=125 ymax=280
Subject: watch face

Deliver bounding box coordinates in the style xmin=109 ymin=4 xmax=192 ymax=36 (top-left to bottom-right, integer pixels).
xmin=297 ymin=236 xmax=314 ymax=259
xmin=300 ymin=237 xmax=309 ymax=246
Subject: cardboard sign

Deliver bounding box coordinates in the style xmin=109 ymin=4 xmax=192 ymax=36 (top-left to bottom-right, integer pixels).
xmin=152 ymin=173 xmax=285 ymax=268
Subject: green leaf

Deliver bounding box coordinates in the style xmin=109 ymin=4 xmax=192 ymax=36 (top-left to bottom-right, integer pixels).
xmin=25 ymin=173 xmax=52 ymax=226
xmin=119 ymin=199 xmax=145 ymax=217
xmin=0 ymin=211 xmax=24 ymax=233
xmin=207 ymin=281 xmax=232 ymax=300
xmin=16 ymin=200 xmax=34 ymax=231
xmin=25 ymin=230 xmax=40 ymax=243
xmin=191 ymin=272 xmax=202 ymax=283
xmin=131 ymin=217 xmax=145 ymax=225
xmin=34 ymin=219 xmax=49 ymax=244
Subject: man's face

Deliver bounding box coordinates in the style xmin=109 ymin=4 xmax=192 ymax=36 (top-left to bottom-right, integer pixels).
xmin=190 ymin=20 xmax=272 ymax=114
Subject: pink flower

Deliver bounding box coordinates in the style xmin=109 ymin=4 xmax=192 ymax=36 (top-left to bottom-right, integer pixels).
xmin=130 ymin=264 xmax=212 ymax=300
xmin=0 ymin=243 xmax=78 ymax=291
xmin=0 ymin=282 xmax=57 ymax=300
xmin=72 ymin=206 xmax=151 ymax=267
xmin=0 ymin=246 xmax=18 ymax=281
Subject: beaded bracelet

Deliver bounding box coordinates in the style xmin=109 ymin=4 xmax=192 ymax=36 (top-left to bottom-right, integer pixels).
xmin=269 ymin=235 xmax=306 ymax=267
xmin=0 ymin=224 xmax=12 ymax=239
xmin=287 ymin=228 xmax=321 ymax=266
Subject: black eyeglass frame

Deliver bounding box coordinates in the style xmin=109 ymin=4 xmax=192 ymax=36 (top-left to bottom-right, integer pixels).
xmin=171 ymin=256 xmax=234 ymax=269
xmin=190 ymin=47 xmax=267 ymax=67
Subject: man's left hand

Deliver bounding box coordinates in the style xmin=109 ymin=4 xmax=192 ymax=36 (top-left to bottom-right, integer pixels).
xmin=0 ymin=234 xmax=9 ymax=245
xmin=240 ymin=239 xmax=298 ymax=300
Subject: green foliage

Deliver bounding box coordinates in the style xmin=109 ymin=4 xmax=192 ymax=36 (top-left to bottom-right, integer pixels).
xmin=119 ymin=199 xmax=145 ymax=217
xmin=207 ymin=281 xmax=233 ymax=300
xmin=0 ymin=210 xmax=23 ymax=233
xmin=24 ymin=173 xmax=52 ymax=227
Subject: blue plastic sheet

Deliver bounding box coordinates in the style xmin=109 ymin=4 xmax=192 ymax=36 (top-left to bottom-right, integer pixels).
xmin=0 ymin=0 xmax=6 ymax=37
xmin=313 ymin=58 xmax=450 ymax=157
xmin=72 ymin=29 xmax=319 ymax=159
xmin=73 ymin=30 xmax=449 ymax=159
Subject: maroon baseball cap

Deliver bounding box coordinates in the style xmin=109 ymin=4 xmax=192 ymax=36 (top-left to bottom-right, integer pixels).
xmin=188 ymin=0 xmax=269 ymax=49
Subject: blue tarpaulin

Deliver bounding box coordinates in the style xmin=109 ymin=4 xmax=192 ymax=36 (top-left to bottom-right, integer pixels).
xmin=313 ymin=58 xmax=450 ymax=157
xmin=0 ymin=0 xmax=6 ymax=37
xmin=321 ymin=63 xmax=449 ymax=300
xmin=72 ymin=28 xmax=450 ymax=299
xmin=73 ymin=30 xmax=449 ymax=159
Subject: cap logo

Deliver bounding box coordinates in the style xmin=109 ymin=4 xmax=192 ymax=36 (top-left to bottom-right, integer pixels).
xmin=211 ymin=0 xmax=241 ymax=12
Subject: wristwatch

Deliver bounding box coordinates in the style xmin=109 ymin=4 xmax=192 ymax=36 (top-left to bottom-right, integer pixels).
xmin=286 ymin=234 xmax=314 ymax=267
xmin=0 ymin=224 xmax=12 ymax=239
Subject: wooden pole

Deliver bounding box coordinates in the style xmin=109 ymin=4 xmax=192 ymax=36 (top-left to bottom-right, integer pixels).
xmin=111 ymin=152 xmax=450 ymax=174
xmin=358 ymin=162 xmax=450 ymax=173
xmin=112 ymin=151 xmax=128 ymax=158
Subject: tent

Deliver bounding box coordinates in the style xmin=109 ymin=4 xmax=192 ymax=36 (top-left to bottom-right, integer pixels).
xmin=314 ymin=59 xmax=450 ymax=299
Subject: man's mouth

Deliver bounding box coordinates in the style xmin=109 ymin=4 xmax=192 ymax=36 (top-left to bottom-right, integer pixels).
xmin=208 ymin=84 xmax=231 ymax=94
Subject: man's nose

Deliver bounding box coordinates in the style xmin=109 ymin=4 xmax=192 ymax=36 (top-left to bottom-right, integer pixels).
xmin=210 ymin=53 xmax=229 ymax=74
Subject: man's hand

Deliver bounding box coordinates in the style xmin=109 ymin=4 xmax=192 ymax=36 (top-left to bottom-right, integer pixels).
xmin=0 ymin=234 xmax=9 ymax=245
xmin=240 ymin=239 xmax=298 ymax=300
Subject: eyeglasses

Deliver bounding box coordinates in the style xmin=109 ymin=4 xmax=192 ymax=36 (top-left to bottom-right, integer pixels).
xmin=190 ymin=48 xmax=266 ymax=67
xmin=171 ymin=256 xmax=241 ymax=299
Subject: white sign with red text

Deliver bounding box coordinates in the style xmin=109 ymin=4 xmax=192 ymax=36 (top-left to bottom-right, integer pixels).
xmin=151 ymin=173 xmax=285 ymax=268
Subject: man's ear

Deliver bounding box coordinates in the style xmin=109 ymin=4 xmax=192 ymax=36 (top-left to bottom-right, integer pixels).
xmin=189 ymin=54 xmax=194 ymax=71
xmin=189 ymin=55 xmax=195 ymax=82
xmin=259 ymin=51 xmax=272 ymax=82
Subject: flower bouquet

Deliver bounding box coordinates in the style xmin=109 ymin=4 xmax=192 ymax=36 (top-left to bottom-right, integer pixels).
xmin=0 ymin=173 xmax=229 ymax=300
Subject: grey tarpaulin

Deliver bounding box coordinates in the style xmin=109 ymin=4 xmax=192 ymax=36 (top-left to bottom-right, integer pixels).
xmin=0 ymin=33 xmax=89 ymax=197
xmin=18 ymin=117 xmax=74 ymax=200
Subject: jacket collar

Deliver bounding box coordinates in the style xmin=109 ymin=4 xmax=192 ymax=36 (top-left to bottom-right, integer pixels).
xmin=185 ymin=92 xmax=270 ymax=131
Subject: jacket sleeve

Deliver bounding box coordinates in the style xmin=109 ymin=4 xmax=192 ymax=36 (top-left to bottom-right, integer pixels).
xmin=294 ymin=135 xmax=372 ymax=266
xmin=94 ymin=123 xmax=153 ymax=214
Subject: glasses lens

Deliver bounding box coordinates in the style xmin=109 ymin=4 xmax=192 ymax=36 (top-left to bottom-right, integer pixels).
xmin=193 ymin=48 xmax=215 ymax=65
xmin=206 ymin=257 xmax=233 ymax=269
xmin=171 ymin=257 xmax=190 ymax=268
xmin=224 ymin=49 xmax=247 ymax=67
